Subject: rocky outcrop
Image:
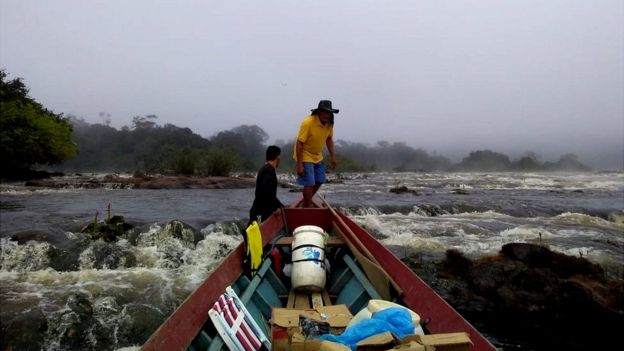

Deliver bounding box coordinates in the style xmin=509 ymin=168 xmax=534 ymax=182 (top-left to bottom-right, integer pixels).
xmin=0 ymin=307 xmax=48 ymax=351
xmin=81 ymin=215 xmax=135 ymax=242
xmin=389 ymin=186 xmax=420 ymax=195
xmin=78 ymin=240 xmax=137 ymax=269
xmin=403 ymin=243 xmax=624 ymax=351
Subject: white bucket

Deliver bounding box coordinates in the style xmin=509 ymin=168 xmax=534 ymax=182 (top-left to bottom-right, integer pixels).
xmin=291 ymin=225 xmax=326 ymax=292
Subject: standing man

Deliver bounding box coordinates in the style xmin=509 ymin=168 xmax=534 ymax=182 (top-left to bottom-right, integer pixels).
xmin=293 ymin=100 xmax=339 ymax=207
xmin=249 ymin=145 xmax=284 ymax=225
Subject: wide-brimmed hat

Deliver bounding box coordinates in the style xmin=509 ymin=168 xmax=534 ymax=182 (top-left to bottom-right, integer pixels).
xmin=311 ymin=100 xmax=339 ymax=114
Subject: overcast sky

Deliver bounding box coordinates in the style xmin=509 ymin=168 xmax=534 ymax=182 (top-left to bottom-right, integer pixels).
xmin=1 ymin=0 xmax=622 ymax=168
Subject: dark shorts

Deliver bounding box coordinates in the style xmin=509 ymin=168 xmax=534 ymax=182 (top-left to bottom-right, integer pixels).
xmin=297 ymin=162 xmax=326 ymax=187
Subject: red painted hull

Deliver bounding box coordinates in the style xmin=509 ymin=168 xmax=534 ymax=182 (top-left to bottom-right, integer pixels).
xmin=142 ymin=207 xmax=496 ymax=351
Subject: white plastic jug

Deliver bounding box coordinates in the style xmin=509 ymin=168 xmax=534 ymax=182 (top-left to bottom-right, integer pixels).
xmin=291 ymin=225 xmax=326 ymax=292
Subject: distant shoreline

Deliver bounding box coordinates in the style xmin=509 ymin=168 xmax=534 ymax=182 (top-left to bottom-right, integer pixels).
xmin=21 ymin=173 xmax=256 ymax=189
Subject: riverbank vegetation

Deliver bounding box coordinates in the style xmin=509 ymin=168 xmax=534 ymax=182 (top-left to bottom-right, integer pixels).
xmin=54 ymin=117 xmax=594 ymax=176
xmin=0 ymin=70 xmax=77 ymax=179
xmin=1 ymin=70 xmax=592 ymax=180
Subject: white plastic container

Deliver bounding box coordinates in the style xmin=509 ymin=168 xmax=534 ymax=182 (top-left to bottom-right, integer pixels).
xmin=291 ymin=225 xmax=326 ymax=292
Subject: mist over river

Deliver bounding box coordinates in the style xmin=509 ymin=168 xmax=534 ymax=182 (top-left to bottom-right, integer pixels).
xmin=1 ymin=172 xmax=622 ymax=350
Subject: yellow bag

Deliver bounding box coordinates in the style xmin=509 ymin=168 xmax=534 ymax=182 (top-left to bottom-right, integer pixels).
xmin=245 ymin=221 xmax=263 ymax=276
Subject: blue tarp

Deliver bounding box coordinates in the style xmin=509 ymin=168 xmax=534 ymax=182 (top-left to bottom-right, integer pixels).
xmin=319 ymin=307 xmax=414 ymax=350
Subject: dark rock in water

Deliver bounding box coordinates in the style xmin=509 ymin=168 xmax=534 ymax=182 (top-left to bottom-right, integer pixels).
xmin=116 ymin=304 xmax=166 ymax=346
xmin=158 ymin=220 xmax=201 ymax=247
xmin=608 ymin=211 xmax=624 ymax=225
xmin=55 ymin=293 xmax=95 ymax=349
xmin=501 ymin=243 xmax=605 ymax=278
xmin=67 ymin=293 xmax=94 ymax=317
xmin=408 ymin=243 xmax=624 ymax=351
xmin=81 ymin=215 xmax=135 ymax=242
xmin=389 ymin=185 xmax=420 ymax=195
xmin=441 ymin=249 xmax=473 ymax=279
xmin=49 ymin=247 xmax=80 ymax=272
xmin=80 ymin=240 xmax=136 ymax=269
xmin=0 ymin=308 xmax=48 ymax=351
xmin=45 ymin=293 xmax=116 ymax=351
xmin=416 ymin=204 xmax=447 ymax=216
xmin=10 ymin=230 xmax=50 ymax=244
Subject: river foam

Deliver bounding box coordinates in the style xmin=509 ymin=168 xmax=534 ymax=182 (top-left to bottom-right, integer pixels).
xmin=0 ymin=221 xmax=242 ymax=350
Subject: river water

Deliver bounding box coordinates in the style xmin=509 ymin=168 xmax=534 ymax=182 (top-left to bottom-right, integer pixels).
xmin=1 ymin=172 xmax=622 ymax=350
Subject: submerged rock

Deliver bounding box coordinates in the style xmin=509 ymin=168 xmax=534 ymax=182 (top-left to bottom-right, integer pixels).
xmin=158 ymin=220 xmax=201 ymax=247
xmin=79 ymin=240 xmax=137 ymax=269
xmin=116 ymin=304 xmax=166 ymax=346
xmin=389 ymin=185 xmax=420 ymax=195
xmin=10 ymin=230 xmax=51 ymax=244
xmin=0 ymin=308 xmax=48 ymax=351
xmin=450 ymin=188 xmax=469 ymax=195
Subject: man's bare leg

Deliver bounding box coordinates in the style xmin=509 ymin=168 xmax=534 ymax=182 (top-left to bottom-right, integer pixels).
xmin=302 ymin=186 xmax=315 ymax=207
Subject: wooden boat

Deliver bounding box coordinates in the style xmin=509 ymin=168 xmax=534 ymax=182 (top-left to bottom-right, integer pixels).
xmin=143 ymin=202 xmax=496 ymax=351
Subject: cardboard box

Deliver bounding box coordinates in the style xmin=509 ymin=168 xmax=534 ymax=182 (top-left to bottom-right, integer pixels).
xmin=349 ymin=332 xmax=472 ymax=351
xmin=355 ymin=331 xmax=397 ymax=351
xmin=403 ymin=333 xmax=473 ymax=351
xmin=390 ymin=341 xmax=428 ymax=351
xmin=291 ymin=332 xmax=350 ymax=351
xmin=271 ymin=305 xmax=353 ymax=351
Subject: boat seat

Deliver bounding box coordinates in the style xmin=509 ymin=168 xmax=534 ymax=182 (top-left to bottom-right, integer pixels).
xmin=286 ymin=289 xmax=332 ymax=309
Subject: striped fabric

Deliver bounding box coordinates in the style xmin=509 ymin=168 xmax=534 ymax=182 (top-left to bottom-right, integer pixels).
xmin=211 ymin=292 xmax=262 ymax=351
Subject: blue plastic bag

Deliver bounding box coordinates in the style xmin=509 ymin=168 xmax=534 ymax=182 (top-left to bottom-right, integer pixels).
xmin=319 ymin=307 xmax=414 ymax=350
xmin=372 ymin=307 xmax=414 ymax=336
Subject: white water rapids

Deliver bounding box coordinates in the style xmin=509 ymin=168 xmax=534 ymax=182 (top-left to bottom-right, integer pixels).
xmin=1 ymin=172 xmax=622 ymax=350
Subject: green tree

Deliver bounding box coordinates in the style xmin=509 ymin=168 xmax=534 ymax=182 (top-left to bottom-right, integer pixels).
xmin=554 ymin=153 xmax=591 ymax=171
xmin=197 ymin=148 xmax=238 ymax=176
xmin=452 ymin=150 xmax=512 ymax=171
xmin=211 ymin=125 xmax=268 ymax=170
xmin=0 ymin=70 xmax=77 ymax=177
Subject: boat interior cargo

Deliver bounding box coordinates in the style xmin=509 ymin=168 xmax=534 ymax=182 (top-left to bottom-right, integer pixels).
xmin=142 ymin=206 xmax=495 ymax=351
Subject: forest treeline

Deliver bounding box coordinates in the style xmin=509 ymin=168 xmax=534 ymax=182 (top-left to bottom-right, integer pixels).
xmin=42 ymin=117 xmax=596 ymax=175
xmin=1 ymin=70 xmax=591 ymax=178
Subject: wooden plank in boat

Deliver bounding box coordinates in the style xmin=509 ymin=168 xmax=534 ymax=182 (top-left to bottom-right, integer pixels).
xmin=286 ymin=290 xmax=331 ymax=309
xmin=311 ymin=292 xmax=323 ymax=308
xmin=294 ymin=293 xmax=310 ymax=309
xmin=321 ymin=291 xmax=332 ymax=306
xmin=287 ymin=290 xmax=295 ymax=308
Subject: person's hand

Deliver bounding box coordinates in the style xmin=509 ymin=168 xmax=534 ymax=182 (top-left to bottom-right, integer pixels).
xmin=296 ymin=162 xmax=304 ymax=176
xmin=330 ymin=157 xmax=337 ymax=171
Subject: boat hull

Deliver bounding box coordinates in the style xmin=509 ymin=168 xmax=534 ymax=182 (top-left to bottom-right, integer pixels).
xmin=142 ymin=207 xmax=496 ymax=351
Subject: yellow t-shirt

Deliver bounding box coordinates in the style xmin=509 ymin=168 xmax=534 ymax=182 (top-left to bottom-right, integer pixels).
xmin=293 ymin=115 xmax=334 ymax=163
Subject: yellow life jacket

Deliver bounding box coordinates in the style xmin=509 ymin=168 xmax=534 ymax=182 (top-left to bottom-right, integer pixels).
xmin=245 ymin=221 xmax=263 ymax=276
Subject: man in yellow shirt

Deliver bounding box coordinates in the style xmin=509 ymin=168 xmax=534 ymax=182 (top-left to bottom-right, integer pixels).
xmin=293 ymin=100 xmax=339 ymax=207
